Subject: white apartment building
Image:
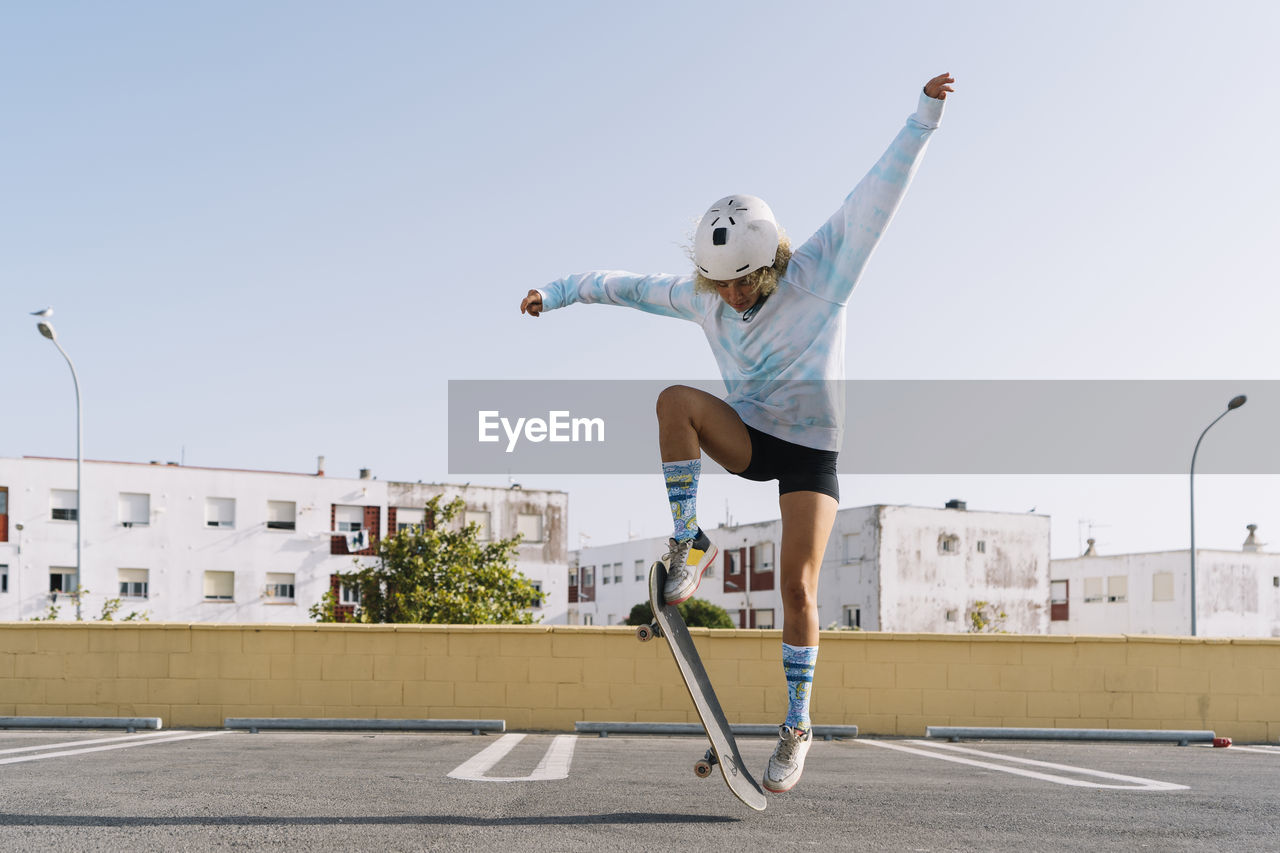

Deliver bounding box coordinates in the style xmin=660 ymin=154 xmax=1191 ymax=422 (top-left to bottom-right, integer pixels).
xmin=1048 ymin=528 xmax=1280 ymax=637
xmin=571 ymin=501 xmax=1051 ymax=633
xmin=0 ymin=456 xmax=569 ymax=624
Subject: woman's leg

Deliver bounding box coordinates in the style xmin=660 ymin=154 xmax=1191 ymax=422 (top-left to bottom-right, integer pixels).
xmin=652 ymin=385 xmax=753 ymax=602
xmin=764 ymin=489 xmax=837 ymax=793
xmin=655 ymin=384 xmax=752 ymax=471
xmin=778 ymin=490 xmax=839 ymax=646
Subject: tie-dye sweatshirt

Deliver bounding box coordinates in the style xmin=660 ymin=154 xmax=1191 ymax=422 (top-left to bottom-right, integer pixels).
xmin=538 ymin=90 xmax=945 ymax=451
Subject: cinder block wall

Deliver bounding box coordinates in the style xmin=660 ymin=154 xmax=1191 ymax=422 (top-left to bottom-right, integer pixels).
xmin=0 ymin=625 xmax=1276 ymax=741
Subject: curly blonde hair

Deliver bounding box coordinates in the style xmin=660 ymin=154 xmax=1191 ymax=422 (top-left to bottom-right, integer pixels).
xmin=692 ymin=232 xmax=792 ymax=297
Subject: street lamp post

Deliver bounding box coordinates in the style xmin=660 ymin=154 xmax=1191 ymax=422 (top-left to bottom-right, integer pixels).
xmin=34 ymin=313 xmax=84 ymax=620
xmin=1188 ymin=394 xmax=1247 ymax=637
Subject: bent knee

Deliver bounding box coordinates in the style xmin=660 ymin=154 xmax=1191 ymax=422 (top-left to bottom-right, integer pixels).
xmin=655 ymin=384 xmax=699 ymax=418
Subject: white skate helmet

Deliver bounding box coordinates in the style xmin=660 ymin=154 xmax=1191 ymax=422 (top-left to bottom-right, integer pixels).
xmin=693 ymin=195 xmax=779 ymax=281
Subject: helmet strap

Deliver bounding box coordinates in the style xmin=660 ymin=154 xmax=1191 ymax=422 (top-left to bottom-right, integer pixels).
xmin=742 ymin=293 xmax=769 ymax=322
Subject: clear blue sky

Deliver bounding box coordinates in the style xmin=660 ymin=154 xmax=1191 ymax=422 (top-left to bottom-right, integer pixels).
xmin=4 ymin=1 xmax=1277 ymax=558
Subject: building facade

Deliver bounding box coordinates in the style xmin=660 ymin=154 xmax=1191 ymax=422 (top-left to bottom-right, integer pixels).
xmin=0 ymin=456 xmax=568 ymax=624
xmin=571 ymin=501 xmax=1051 ymax=633
xmin=1048 ymin=534 xmax=1280 ymax=637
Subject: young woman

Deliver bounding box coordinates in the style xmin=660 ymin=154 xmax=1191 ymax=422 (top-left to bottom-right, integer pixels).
xmin=521 ymin=73 xmax=954 ymax=793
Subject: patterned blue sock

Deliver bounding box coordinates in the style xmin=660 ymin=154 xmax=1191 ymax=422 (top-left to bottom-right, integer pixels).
xmin=783 ymin=642 xmax=818 ymax=731
xmin=662 ymin=459 xmax=701 ymax=542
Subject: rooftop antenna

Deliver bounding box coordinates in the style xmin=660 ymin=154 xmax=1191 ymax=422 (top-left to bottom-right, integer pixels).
xmin=1076 ymin=518 xmax=1111 ymax=556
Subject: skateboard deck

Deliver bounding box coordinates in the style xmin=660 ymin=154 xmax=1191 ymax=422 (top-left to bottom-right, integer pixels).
xmin=637 ymin=560 xmax=767 ymax=811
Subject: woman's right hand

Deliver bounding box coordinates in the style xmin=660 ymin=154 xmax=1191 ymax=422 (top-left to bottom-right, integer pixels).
xmin=520 ymin=289 xmax=544 ymax=317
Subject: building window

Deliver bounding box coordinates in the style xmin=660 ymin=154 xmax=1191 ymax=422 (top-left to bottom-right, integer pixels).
xmin=938 ymin=534 xmax=960 ymax=554
xmin=1083 ymin=577 xmax=1104 ymax=603
xmin=602 ymin=567 xmax=610 ymax=585
xmin=464 ymin=510 xmax=491 ymax=541
xmin=582 ymin=613 xmax=594 ymax=626
xmin=118 ymin=568 xmax=149 ymax=599
xmin=1050 ymin=579 xmax=1069 ymax=621
xmin=726 ymin=551 xmax=742 ymax=575
xmin=945 ymin=609 xmax=958 ymax=623
xmin=333 ymin=505 xmax=363 ymax=533
xmin=340 ymin=583 xmax=361 ymax=605
xmin=51 ymin=489 xmax=78 ymax=522
xmin=265 ymin=572 xmax=296 ymax=601
xmin=1107 ymin=575 xmax=1128 ymax=603
xmin=612 ymin=562 xmax=622 ymax=584
xmin=203 ymin=571 xmax=234 ymax=601
xmin=530 ymin=580 xmax=544 ymax=608
xmin=753 ymin=609 xmax=775 ymax=629
xmin=581 ymin=566 xmax=595 ymax=586
xmin=396 ymin=507 xmax=425 ymax=532
xmin=752 ymin=542 xmax=775 ymax=571
xmin=0 ymin=565 xmax=7 ymax=594
xmin=1274 ymin=576 xmax=1280 ymax=589
xmin=49 ymin=567 xmax=78 ymax=595
xmin=1151 ymin=572 xmax=1175 ymax=602
xmin=635 ymin=559 xmax=646 ymax=582
xmin=843 ymin=533 xmax=860 ymax=563
xmin=0 ymin=486 xmax=9 ymax=542
xmin=267 ymin=501 xmax=297 ymax=531
xmin=118 ymin=493 xmax=150 ymax=528
xmin=976 ymin=540 xmax=987 ymax=554
xmin=843 ymin=605 xmax=861 ymax=629
xmin=206 ymin=498 xmax=235 ymax=529
xmin=517 ymin=513 xmax=543 ymax=543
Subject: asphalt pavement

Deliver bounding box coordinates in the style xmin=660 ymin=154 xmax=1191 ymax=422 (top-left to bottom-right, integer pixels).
xmin=0 ymin=729 xmax=1276 ymax=852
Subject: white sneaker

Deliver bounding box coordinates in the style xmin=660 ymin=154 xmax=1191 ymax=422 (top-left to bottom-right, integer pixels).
xmin=660 ymin=529 xmax=717 ymax=605
xmin=763 ymin=725 xmax=813 ymax=793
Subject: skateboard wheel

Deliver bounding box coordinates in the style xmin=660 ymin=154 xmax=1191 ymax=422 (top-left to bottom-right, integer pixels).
xmin=694 ymin=759 xmax=713 ymax=778
xmin=635 ymin=624 xmax=654 ymax=642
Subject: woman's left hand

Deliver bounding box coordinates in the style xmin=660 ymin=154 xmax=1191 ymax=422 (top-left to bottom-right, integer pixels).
xmin=924 ymin=73 xmax=955 ymax=100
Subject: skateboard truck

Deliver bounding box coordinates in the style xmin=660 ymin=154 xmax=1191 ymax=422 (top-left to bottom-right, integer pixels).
xmin=635 ymin=620 xmax=663 ymax=642
xmin=694 ymin=748 xmax=718 ymax=778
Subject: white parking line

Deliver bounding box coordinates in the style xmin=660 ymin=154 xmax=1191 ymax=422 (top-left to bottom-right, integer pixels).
xmin=857 ymin=739 xmax=1188 ymax=791
xmin=447 ymin=733 xmax=577 ymax=782
xmin=0 ymin=730 xmax=181 ymax=757
xmin=0 ymin=731 xmax=228 ymax=766
xmin=1221 ymin=745 xmax=1280 ymax=755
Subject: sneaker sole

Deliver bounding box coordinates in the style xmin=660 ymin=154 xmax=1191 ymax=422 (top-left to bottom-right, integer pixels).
xmin=664 ymin=544 xmax=718 ymax=606
xmin=763 ymin=767 xmax=805 ymax=793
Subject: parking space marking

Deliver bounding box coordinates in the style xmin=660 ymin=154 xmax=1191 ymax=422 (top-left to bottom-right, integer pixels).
xmin=856 ymin=739 xmax=1188 ymax=791
xmin=1221 ymin=745 xmax=1280 ymax=755
xmin=0 ymin=730 xmax=181 ymax=757
xmin=447 ymin=733 xmax=577 ymax=782
xmin=0 ymin=731 xmax=228 ymax=767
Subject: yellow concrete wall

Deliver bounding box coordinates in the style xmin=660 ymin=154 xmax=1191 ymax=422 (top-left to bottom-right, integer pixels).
xmin=0 ymin=624 xmax=1276 ymax=742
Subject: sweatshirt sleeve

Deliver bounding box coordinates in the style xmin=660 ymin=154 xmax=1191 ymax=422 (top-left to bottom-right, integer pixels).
xmin=537 ymin=271 xmax=709 ymax=323
xmin=787 ymin=90 xmax=946 ymax=305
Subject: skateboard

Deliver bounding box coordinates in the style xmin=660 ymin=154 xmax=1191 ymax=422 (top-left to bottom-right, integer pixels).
xmin=635 ymin=560 xmax=768 ymax=811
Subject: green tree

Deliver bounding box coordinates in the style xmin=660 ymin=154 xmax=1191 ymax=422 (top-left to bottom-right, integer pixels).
xmin=309 ymin=495 xmax=543 ymax=624
xmin=625 ymin=597 xmax=735 ymax=629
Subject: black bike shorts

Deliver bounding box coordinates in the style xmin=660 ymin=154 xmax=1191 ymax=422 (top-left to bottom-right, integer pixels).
xmin=733 ymin=424 xmax=840 ymax=502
